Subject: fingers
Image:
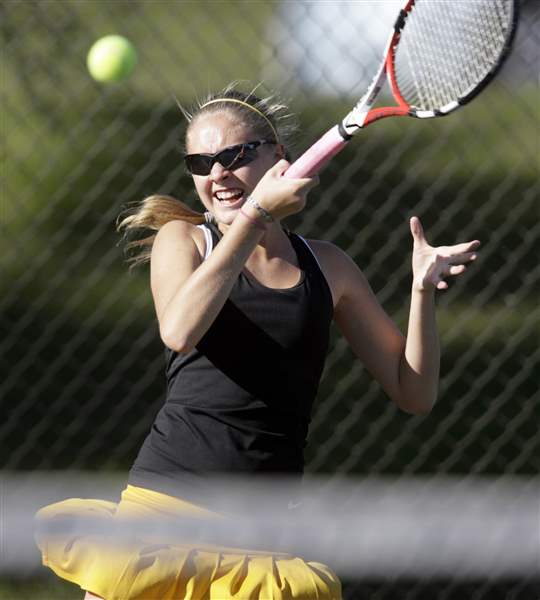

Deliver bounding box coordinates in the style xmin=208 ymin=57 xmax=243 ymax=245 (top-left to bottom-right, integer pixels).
xmin=409 ymin=215 xmax=481 ymax=255
xmin=441 ymin=258 xmax=473 ymax=279
xmin=411 ymin=222 xmax=481 ymax=291
xmin=448 ymin=264 xmax=467 ymax=276
xmin=274 ymin=159 xmax=291 ymax=176
xmin=423 ymin=252 xmax=478 ymax=291
xmin=449 ymin=239 xmax=481 ymax=254
xmin=410 ymin=216 xmax=427 ymax=247
xmin=435 ymin=261 xmax=471 ymax=290
xmin=263 ymin=160 xmax=315 ymax=191
xmin=277 ymin=160 xmax=319 ymax=189
xmin=446 ymin=251 xmax=478 ymax=265
xmin=252 ymin=160 xmax=318 ymax=220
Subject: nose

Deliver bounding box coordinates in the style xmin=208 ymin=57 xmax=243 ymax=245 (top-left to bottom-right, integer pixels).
xmin=209 ymin=161 xmax=229 ymax=181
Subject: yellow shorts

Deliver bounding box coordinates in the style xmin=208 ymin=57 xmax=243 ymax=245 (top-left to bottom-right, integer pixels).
xmin=35 ymin=484 xmax=342 ymax=599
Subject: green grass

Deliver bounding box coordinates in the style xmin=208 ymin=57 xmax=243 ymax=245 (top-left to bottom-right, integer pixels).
xmin=0 ymin=575 xmax=81 ymax=600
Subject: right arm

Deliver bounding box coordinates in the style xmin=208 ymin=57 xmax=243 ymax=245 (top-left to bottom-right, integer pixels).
xmin=153 ymin=160 xmax=314 ymax=353
xmin=152 ymin=216 xmax=263 ymax=353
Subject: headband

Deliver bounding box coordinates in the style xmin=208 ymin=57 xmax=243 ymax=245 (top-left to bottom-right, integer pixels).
xmin=200 ymin=98 xmax=280 ymax=143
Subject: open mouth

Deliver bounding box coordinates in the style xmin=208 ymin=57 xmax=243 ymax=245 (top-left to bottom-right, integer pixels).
xmin=214 ymin=188 xmax=244 ymax=206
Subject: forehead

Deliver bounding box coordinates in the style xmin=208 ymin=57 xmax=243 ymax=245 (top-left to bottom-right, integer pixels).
xmin=186 ymin=113 xmax=256 ymax=154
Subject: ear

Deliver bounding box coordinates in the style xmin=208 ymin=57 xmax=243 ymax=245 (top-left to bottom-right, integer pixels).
xmin=276 ymin=143 xmax=286 ymax=159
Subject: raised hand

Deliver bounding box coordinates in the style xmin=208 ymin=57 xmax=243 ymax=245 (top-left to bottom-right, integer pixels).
xmin=410 ymin=216 xmax=480 ymax=292
xmin=251 ymin=160 xmax=319 ymax=221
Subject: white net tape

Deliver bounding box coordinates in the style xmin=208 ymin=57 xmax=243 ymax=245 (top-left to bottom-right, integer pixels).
xmin=3 ymin=473 xmax=539 ymax=580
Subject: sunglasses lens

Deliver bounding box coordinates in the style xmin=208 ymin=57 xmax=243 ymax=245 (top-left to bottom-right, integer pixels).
xmin=185 ymin=155 xmax=211 ymax=175
xmin=218 ymin=147 xmax=243 ymax=170
xmin=185 ymin=142 xmax=262 ymax=175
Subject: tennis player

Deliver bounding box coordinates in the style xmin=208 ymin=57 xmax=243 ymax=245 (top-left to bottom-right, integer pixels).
xmin=35 ymin=84 xmax=480 ymax=600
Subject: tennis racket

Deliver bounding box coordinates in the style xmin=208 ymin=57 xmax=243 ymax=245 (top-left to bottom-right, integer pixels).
xmin=285 ymin=0 xmax=518 ymax=179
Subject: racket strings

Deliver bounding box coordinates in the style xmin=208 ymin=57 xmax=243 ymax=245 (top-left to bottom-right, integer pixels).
xmin=394 ymin=0 xmax=514 ymax=111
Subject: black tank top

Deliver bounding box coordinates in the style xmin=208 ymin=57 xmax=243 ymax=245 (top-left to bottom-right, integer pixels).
xmin=129 ymin=224 xmax=333 ymax=505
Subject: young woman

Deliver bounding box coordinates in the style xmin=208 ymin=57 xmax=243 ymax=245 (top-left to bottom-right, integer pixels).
xmin=35 ymin=85 xmax=480 ymax=600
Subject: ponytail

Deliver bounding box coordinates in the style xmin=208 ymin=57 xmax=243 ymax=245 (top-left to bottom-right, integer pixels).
xmin=117 ymin=195 xmax=206 ymax=268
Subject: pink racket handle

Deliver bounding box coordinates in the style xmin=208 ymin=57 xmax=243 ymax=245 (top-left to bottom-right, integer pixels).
xmin=284 ymin=125 xmax=350 ymax=179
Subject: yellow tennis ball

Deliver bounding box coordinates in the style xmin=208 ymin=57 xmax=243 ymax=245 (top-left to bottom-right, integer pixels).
xmin=87 ymin=35 xmax=137 ymax=83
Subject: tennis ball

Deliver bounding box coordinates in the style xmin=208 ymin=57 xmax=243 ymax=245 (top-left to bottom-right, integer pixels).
xmin=87 ymin=35 xmax=137 ymax=83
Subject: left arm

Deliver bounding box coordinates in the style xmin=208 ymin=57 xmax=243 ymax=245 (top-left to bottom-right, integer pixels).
xmin=399 ymin=285 xmax=439 ymax=415
xmin=313 ymin=216 xmax=480 ymax=415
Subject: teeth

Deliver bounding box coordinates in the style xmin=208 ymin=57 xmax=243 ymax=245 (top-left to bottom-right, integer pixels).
xmin=215 ymin=189 xmax=243 ymax=201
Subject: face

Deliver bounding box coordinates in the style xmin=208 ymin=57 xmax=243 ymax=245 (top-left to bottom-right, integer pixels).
xmin=186 ymin=112 xmax=281 ymax=225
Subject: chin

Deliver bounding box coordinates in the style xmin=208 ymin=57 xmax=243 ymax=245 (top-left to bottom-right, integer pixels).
xmin=218 ymin=211 xmax=239 ymax=226
xmin=213 ymin=202 xmax=245 ymax=226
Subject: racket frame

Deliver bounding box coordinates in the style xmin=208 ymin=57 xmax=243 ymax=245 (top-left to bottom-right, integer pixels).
xmin=285 ymin=0 xmax=518 ymax=179
xmin=342 ymin=0 xmax=414 ymax=136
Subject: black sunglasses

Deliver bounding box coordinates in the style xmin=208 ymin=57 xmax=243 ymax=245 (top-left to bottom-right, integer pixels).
xmin=184 ymin=140 xmax=276 ymax=176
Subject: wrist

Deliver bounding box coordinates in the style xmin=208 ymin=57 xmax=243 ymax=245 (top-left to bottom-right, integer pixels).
xmin=246 ymin=195 xmax=275 ymax=223
xmin=239 ymin=207 xmax=267 ymax=231
xmin=411 ymin=282 xmax=437 ymax=299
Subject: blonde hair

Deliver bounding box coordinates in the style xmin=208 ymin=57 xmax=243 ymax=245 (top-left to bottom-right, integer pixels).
xmin=117 ymin=83 xmax=298 ymax=268
xmin=117 ymin=196 xmax=206 ymax=268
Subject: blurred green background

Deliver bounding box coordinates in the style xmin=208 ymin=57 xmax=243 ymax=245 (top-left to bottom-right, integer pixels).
xmin=2 ymin=0 xmax=539 ymax=598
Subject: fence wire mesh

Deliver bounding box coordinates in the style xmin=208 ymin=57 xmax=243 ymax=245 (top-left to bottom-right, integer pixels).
xmin=2 ymin=0 xmax=539 ymax=598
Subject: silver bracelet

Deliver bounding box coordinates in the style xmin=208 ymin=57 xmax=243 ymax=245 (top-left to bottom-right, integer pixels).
xmin=246 ymin=196 xmax=274 ymax=223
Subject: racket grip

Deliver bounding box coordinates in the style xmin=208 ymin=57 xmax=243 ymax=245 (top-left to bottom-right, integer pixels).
xmin=284 ymin=125 xmax=349 ymax=179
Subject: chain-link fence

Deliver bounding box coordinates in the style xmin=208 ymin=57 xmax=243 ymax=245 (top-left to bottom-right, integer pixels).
xmin=2 ymin=0 xmax=539 ymax=598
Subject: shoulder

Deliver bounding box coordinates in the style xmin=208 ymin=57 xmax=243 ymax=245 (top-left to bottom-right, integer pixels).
xmin=150 ymin=221 xmax=207 ymax=315
xmin=303 ymin=238 xmax=363 ymax=276
xmin=302 ymin=238 xmax=369 ymax=306
xmin=303 ymin=238 xmax=347 ymax=263
xmin=152 ymin=220 xmax=207 ymax=261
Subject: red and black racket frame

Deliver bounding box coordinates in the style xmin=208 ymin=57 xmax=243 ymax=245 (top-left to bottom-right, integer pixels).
xmin=340 ymin=0 xmax=519 ymax=137
xmin=285 ymin=0 xmax=518 ymax=179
